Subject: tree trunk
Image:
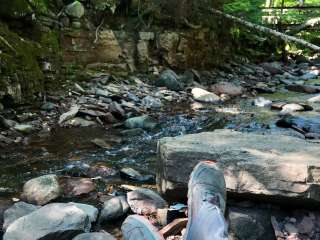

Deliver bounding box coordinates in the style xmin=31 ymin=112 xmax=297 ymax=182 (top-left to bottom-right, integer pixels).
xmin=210 ymin=8 xmax=320 ymax=52
xmin=289 ymin=17 xmax=320 ymax=34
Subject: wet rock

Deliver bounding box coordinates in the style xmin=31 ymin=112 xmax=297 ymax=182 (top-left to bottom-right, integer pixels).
xmin=297 ymin=216 xmax=314 ymax=234
xmin=157 ymin=129 xmax=320 ymax=202
xmin=284 ymin=223 xmax=298 ymax=235
xmin=95 ymin=89 xmax=111 ymax=98
xmin=100 ymin=196 xmax=130 ymax=221
xmin=301 ymin=71 xmax=318 ymax=80
xmin=277 ymin=115 xmax=320 ymax=134
xmin=127 ymin=92 xmax=140 ymax=102
xmin=65 ymin=117 xmax=97 ymax=127
xmin=280 ymin=103 xmax=309 ymax=115
xmin=210 ymin=82 xmax=243 ymax=97
xmin=59 ymin=177 xmax=96 ymax=197
xmin=142 ymin=96 xmax=162 ymax=109
xmin=156 ymin=70 xmax=183 ymax=91
xmin=0 ymin=199 xmax=12 ymax=231
xmin=305 ymin=132 xmax=320 ymax=139
xmin=228 ymin=210 xmax=265 ymax=240
xmin=120 ymin=128 xmax=145 ymax=137
xmin=14 ymin=124 xmax=34 ymax=134
xmin=3 ymin=202 xmax=96 ymax=240
xmin=270 ymin=102 xmax=286 ymax=111
xmin=103 ymin=113 xmax=117 ymax=124
xmin=0 ymin=134 xmax=14 ymax=145
xmin=308 ymin=95 xmax=320 ymax=103
xmin=59 ymin=105 xmax=80 ymax=125
xmin=159 ymin=218 xmax=188 ymax=238
xmin=91 ymin=138 xmax=112 ymax=149
xmin=286 ymin=84 xmax=320 ymax=94
xmin=271 ymin=216 xmax=285 ymax=239
xmin=79 ymin=109 xmax=107 ymax=118
xmin=0 ymin=115 xmax=16 ymax=129
xmin=124 ymin=115 xmax=157 ymax=130
xmin=72 ymin=202 xmax=99 ymax=222
xmin=109 ymin=102 xmax=126 ymax=119
xmin=65 ymin=1 xmax=85 ymax=19
xmin=253 ymin=97 xmax=272 ymax=107
xmin=87 ymin=163 xmax=118 ymax=178
xmin=127 ymin=188 xmax=168 ymax=215
xmin=63 ymin=161 xmax=90 ymax=177
xmin=191 ymin=88 xmax=220 ymax=103
xmin=73 ymin=232 xmax=116 ymax=240
xmin=121 ymin=215 xmax=164 ymax=240
xmin=261 ymin=62 xmax=284 ymax=75
xmin=3 ymin=202 xmax=40 ymax=231
xmin=41 ymin=102 xmax=56 ymax=111
xmin=120 ymin=168 xmax=154 ymax=183
xmin=22 ymin=174 xmax=61 ymax=205
xmin=252 ymin=82 xmax=275 ymax=93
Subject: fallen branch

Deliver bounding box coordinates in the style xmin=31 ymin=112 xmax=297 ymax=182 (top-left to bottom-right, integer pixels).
xmin=94 ymin=17 xmax=105 ymax=44
xmin=210 ymin=8 xmax=320 ymax=52
xmin=288 ymin=17 xmax=320 ymax=34
xmin=0 ymin=36 xmax=17 ymax=54
xmin=184 ymin=18 xmax=202 ymax=29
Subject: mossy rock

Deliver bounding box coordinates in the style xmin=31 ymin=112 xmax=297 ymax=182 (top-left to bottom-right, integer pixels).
xmin=0 ymin=22 xmax=44 ymax=103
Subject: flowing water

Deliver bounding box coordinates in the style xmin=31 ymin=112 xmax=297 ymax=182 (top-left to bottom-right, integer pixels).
xmin=0 ymin=91 xmax=316 ymax=198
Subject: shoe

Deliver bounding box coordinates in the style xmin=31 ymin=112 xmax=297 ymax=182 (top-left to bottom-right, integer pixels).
xmin=184 ymin=161 xmax=228 ymax=240
xmin=121 ymin=215 xmax=165 ymax=240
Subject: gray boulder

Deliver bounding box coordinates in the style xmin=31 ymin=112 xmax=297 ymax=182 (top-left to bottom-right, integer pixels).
xmin=65 ymin=1 xmax=85 ymax=19
xmin=73 ymin=232 xmax=116 ymax=240
xmin=100 ymin=196 xmax=129 ymax=221
xmin=142 ymin=96 xmax=162 ymax=109
xmin=3 ymin=202 xmax=40 ymax=231
xmin=211 ymin=82 xmax=243 ymax=97
xmin=127 ymin=188 xmax=167 ymax=215
xmin=156 ymin=70 xmax=183 ymax=91
xmin=191 ymin=88 xmax=220 ymax=103
xmin=14 ymin=124 xmax=35 ymax=134
xmin=157 ymin=129 xmax=320 ymax=202
xmin=3 ymin=202 xmax=98 ymax=240
xmin=22 ymin=174 xmax=61 ymax=205
xmin=125 ymin=115 xmax=157 ymax=130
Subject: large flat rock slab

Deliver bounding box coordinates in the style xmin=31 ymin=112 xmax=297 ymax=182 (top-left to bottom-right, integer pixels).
xmin=157 ymin=129 xmax=320 ymax=202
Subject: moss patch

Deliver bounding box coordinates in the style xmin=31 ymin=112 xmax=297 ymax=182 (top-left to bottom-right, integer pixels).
xmin=0 ymin=22 xmax=44 ymax=103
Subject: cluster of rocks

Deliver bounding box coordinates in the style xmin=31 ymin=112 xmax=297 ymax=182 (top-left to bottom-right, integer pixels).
xmin=271 ymin=212 xmax=320 ymax=240
xmin=0 ymin=169 xmax=187 ymax=240
xmin=0 ymin=64 xmax=245 ymax=148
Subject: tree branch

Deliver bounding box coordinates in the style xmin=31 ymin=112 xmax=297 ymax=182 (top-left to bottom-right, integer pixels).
xmin=210 ymin=8 xmax=320 ymax=52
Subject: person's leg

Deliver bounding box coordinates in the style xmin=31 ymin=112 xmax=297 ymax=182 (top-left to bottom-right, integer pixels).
xmin=121 ymin=215 xmax=165 ymax=240
xmin=185 ymin=161 xmax=228 ymax=240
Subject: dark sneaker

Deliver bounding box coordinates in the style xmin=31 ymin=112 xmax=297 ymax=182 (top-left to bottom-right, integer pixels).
xmin=122 ymin=215 xmax=165 ymax=240
xmin=184 ymin=161 xmax=228 ymax=240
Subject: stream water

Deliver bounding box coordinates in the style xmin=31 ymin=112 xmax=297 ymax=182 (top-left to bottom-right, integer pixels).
xmin=1 ymin=92 xmax=309 ymax=197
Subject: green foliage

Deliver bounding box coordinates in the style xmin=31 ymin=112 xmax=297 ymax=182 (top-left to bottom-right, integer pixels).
xmin=224 ymin=0 xmax=265 ymax=22
xmin=92 ymin=0 xmax=120 ymax=13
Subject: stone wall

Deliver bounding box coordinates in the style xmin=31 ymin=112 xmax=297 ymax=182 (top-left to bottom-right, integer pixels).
xmin=61 ymin=27 xmax=231 ymax=75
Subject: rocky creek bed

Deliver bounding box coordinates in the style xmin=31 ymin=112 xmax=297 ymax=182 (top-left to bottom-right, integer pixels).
xmin=1 ymin=60 xmax=320 ymax=239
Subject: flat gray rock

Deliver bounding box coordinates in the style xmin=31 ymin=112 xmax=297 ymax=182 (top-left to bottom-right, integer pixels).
xmin=3 ymin=202 xmax=40 ymax=230
xmin=3 ymin=202 xmax=97 ymax=240
xmin=127 ymin=188 xmax=167 ymax=215
xmin=100 ymin=196 xmax=129 ymax=221
xmin=22 ymin=174 xmax=61 ymax=205
xmin=157 ymin=129 xmax=320 ymax=202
